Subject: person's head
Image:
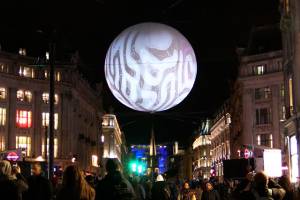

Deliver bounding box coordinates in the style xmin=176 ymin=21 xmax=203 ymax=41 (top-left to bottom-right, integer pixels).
xmin=254 ymin=171 xmax=268 ymax=189
xmin=62 ymin=165 xmax=95 ymax=199
xmin=0 ymin=160 xmax=12 ymax=177
xmin=183 ymin=181 xmax=190 ymax=190
xmin=278 ymin=175 xmax=292 ymax=192
xmin=62 ymin=165 xmax=82 ymax=188
xmin=31 ymin=162 xmax=42 ymax=176
xmin=105 ymin=159 xmax=118 ymax=173
xmin=246 ymin=172 xmax=254 ymax=181
xmin=206 ymin=182 xmax=214 ymax=191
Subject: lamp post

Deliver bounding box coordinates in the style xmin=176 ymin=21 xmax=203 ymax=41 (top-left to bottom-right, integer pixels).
xmin=48 ymin=40 xmax=55 ymax=179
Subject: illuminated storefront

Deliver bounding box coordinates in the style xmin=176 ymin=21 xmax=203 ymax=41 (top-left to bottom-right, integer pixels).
xmin=290 ymin=135 xmax=299 ymax=183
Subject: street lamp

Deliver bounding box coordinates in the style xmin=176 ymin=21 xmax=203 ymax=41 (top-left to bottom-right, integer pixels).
xmin=36 ymin=29 xmax=56 ymax=179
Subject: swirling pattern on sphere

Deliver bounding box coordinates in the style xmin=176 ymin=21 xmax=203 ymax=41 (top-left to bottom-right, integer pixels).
xmin=105 ymin=22 xmax=197 ymax=112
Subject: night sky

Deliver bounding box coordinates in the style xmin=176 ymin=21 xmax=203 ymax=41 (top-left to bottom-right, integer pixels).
xmin=0 ymin=0 xmax=281 ymax=146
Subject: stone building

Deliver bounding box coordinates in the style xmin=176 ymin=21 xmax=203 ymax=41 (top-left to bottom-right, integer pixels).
xmin=0 ymin=50 xmax=103 ymax=172
xmin=209 ymin=105 xmax=232 ymax=177
xmin=101 ymin=114 xmax=124 ymax=173
xmin=280 ymin=0 xmax=300 ymax=183
xmin=192 ymin=134 xmax=212 ymax=179
xmin=237 ymin=49 xmax=284 ymax=151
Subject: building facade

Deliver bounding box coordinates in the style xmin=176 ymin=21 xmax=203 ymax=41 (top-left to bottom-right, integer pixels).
xmin=101 ymin=114 xmax=124 ymax=172
xmin=209 ymin=110 xmax=232 ymax=177
xmin=192 ymin=134 xmax=212 ymax=179
xmin=238 ymin=50 xmax=284 ymax=152
xmin=280 ymin=0 xmax=300 ymax=183
xmin=0 ymin=50 xmax=103 ymax=172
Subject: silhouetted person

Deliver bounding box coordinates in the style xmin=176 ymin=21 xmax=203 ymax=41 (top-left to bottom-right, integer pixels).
xmin=179 ymin=181 xmax=196 ymax=200
xmin=0 ymin=160 xmax=19 ymax=200
xmin=96 ymin=159 xmax=135 ymax=200
xmin=201 ymin=182 xmax=221 ymax=200
xmin=11 ymin=165 xmax=28 ymax=200
xmin=151 ymin=174 xmax=171 ymax=200
xmin=278 ymin=175 xmax=294 ymax=200
xmin=57 ymin=165 xmax=95 ymax=200
xmin=24 ymin=162 xmax=52 ymax=200
xmin=252 ymin=171 xmax=286 ymax=200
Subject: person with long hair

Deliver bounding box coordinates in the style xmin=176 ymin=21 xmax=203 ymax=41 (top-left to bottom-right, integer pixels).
xmin=57 ymin=165 xmax=95 ymax=200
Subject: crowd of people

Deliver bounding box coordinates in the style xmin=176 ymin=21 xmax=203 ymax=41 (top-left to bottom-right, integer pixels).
xmin=0 ymin=158 xmax=298 ymax=200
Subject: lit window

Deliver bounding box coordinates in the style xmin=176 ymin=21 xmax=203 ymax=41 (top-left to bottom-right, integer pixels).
xmin=281 ymin=106 xmax=286 ymax=121
xmin=0 ymin=136 xmax=5 ymax=151
xmin=101 ymin=135 xmax=104 ymax=143
xmin=0 ymin=107 xmax=6 ymax=126
xmin=55 ymin=71 xmax=61 ymax=82
xmin=42 ymin=112 xmax=58 ymax=130
xmin=45 ymin=52 xmax=49 ymax=61
xmin=55 ymin=94 xmax=59 ymax=104
xmin=42 ymin=93 xmax=59 ymax=104
xmin=19 ymin=48 xmax=26 ymax=56
xmin=25 ymin=91 xmax=32 ymax=102
xmin=257 ymin=135 xmax=261 ymax=145
xmin=17 ymin=90 xmax=32 ymax=102
xmin=0 ymin=88 xmax=6 ymax=99
xmin=42 ymin=138 xmax=58 ymax=158
xmin=19 ymin=66 xmax=34 ymax=78
xmin=270 ymin=134 xmax=273 ymax=148
xmin=44 ymin=70 xmax=48 ymax=79
xmin=42 ymin=93 xmax=49 ymax=104
xmin=92 ymin=155 xmax=98 ymax=167
xmin=16 ymin=110 xmax=32 ymax=128
xmin=16 ymin=136 xmax=31 ymax=156
xmin=254 ymin=65 xmax=265 ymax=75
xmin=0 ymin=64 xmax=8 ymax=73
xmin=285 ymin=0 xmax=290 ymax=13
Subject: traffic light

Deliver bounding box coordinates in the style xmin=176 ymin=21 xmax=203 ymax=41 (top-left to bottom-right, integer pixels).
xmin=129 ymin=160 xmax=146 ymax=175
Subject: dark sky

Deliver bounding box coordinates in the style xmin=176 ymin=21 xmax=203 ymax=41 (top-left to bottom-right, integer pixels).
xmin=0 ymin=0 xmax=281 ymax=146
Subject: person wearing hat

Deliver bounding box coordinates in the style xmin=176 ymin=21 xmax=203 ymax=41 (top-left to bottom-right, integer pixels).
xmin=151 ymin=174 xmax=171 ymax=200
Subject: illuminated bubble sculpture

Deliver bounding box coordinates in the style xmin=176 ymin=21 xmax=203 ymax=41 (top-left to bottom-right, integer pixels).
xmin=105 ymin=22 xmax=197 ymax=112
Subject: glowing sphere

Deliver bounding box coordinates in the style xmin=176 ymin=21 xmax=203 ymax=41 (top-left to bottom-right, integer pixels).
xmin=105 ymin=22 xmax=197 ymax=112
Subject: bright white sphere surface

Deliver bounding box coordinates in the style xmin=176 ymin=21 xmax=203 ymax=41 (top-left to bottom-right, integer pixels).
xmin=105 ymin=22 xmax=197 ymax=112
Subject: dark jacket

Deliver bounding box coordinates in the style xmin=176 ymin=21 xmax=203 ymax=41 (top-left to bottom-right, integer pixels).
xmin=0 ymin=175 xmax=19 ymax=200
xmin=151 ymin=181 xmax=171 ymax=200
xmin=95 ymin=170 xmax=135 ymax=200
xmin=201 ymin=190 xmax=221 ymax=200
xmin=14 ymin=173 xmax=29 ymax=200
xmin=24 ymin=175 xmax=52 ymax=200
